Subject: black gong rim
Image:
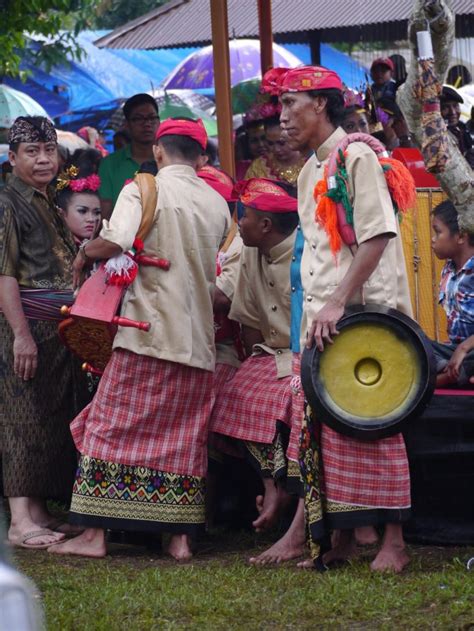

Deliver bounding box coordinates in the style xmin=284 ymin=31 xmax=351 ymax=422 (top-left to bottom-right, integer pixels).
xmin=300 ymin=304 xmax=437 ymax=440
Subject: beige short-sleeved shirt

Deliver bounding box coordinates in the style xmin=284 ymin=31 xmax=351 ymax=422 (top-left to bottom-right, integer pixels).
xmin=230 ymin=230 xmax=296 ymax=377
xmin=215 ymin=234 xmax=243 ymax=368
xmin=100 ymin=164 xmax=230 ymax=371
xmin=298 ymin=127 xmax=412 ymax=348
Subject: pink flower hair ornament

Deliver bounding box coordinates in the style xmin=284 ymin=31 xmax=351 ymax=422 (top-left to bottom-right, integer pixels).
xmin=56 ymin=166 xmax=101 ymax=193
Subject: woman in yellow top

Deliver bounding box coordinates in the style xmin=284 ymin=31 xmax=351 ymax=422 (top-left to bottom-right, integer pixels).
xmin=244 ymin=107 xmax=306 ymax=188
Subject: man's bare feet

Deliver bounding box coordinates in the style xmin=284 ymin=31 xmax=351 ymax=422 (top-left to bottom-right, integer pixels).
xmin=249 ymin=498 xmax=306 ymax=565
xmin=355 ymin=526 xmax=379 ymax=546
xmin=323 ymin=529 xmax=356 ymax=565
xmin=167 ymin=534 xmax=193 ymax=561
xmin=370 ymin=545 xmax=409 ymax=573
xmin=252 ymin=479 xmax=281 ymax=532
xmin=47 ymin=528 xmax=106 ymax=558
xmin=370 ymin=523 xmax=409 ymax=573
xmin=297 ymin=530 xmax=356 ymax=570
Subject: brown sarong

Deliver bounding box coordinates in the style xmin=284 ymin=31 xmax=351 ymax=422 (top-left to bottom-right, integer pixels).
xmin=0 ymin=315 xmax=89 ymax=499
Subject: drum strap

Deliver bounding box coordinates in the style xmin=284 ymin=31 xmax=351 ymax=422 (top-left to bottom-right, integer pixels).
xmin=134 ymin=173 xmax=159 ymax=243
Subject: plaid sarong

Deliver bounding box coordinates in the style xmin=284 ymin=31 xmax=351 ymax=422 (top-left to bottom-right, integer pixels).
xmin=320 ymin=426 xmax=411 ymax=509
xmin=71 ymin=349 xmax=214 ymax=477
xmin=209 ymin=353 xmax=292 ymax=443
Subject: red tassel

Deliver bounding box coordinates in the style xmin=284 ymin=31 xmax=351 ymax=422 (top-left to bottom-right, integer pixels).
xmin=107 ymin=265 xmax=139 ymax=286
xmin=379 ymin=158 xmax=416 ymax=213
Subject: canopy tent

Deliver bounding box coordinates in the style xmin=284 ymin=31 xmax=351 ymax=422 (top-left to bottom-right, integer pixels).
xmin=4 ymin=32 xmax=200 ymax=130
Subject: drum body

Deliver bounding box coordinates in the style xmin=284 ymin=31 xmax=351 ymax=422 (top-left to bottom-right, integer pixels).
xmin=301 ymin=304 xmax=436 ymax=440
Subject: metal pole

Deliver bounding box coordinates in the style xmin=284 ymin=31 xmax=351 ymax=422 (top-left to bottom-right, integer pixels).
xmin=258 ymin=0 xmax=273 ymax=74
xmin=210 ymin=0 xmax=235 ymax=178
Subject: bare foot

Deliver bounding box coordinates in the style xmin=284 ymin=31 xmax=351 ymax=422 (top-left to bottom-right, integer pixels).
xmin=167 ymin=534 xmax=193 ymax=561
xmin=355 ymin=526 xmax=379 ymax=546
xmin=297 ymin=558 xmax=314 ymax=569
xmin=47 ymin=528 xmax=106 ymax=558
xmin=252 ymin=482 xmax=290 ymax=533
xmin=370 ymin=545 xmax=409 ymax=573
xmin=322 ymin=529 xmax=356 ymax=565
xmin=371 ymin=523 xmax=409 ymax=573
xmin=249 ymin=498 xmax=305 ymax=565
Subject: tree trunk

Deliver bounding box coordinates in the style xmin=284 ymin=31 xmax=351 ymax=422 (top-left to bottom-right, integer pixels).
xmin=397 ymin=0 xmax=474 ymax=233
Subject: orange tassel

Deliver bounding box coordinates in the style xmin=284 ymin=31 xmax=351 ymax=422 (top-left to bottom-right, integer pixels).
xmin=379 ymin=157 xmax=416 ymax=213
xmin=313 ymin=171 xmax=341 ymax=255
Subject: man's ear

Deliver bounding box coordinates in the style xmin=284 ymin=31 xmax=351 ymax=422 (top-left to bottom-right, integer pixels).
xmin=261 ymin=216 xmax=273 ymax=234
xmin=312 ymin=95 xmax=328 ymax=115
xmin=8 ymin=150 xmax=16 ymax=167
xmin=152 ymin=143 xmax=162 ymax=163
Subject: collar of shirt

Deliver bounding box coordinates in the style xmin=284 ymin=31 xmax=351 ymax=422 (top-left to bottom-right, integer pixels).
xmin=265 ymin=230 xmax=297 ymax=264
xmin=316 ymin=126 xmax=347 ymax=163
xmin=444 ymin=255 xmax=474 ymax=278
xmin=157 ymin=164 xmax=197 ymax=179
xmin=7 ymin=173 xmax=55 ymax=205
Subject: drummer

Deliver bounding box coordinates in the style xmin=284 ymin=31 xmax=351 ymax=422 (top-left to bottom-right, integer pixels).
xmin=279 ymin=65 xmax=413 ymax=573
xmin=48 ymin=118 xmax=230 ymax=561
xmin=209 ymin=178 xmax=299 ymax=538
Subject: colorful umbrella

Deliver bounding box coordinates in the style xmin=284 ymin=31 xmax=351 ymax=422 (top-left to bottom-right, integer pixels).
xmin=231 ymin=78 xmax=262 ymax=114
xmin=162 ymin=39 xmax=303 ymax=90
xmin=0 ymin=84 xmax=50 ymax=128
xmin=108 ymin=93 xmax=218 ymax=137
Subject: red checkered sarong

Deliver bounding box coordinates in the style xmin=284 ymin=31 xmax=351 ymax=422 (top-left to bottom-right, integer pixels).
xmin=213 ymin=362 xmax=238 ymax=394
xmin=287 ymin=353 xmax=303 ymax=463
xmin=321 ymin=425 xmax=411 ymax=509
xmin=71 ymin=349 xmax=214 ymax=477
xmin=209 ymin=353 xmax=292 ymax=444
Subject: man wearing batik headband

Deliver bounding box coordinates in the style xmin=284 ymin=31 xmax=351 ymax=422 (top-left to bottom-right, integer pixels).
xmin=209 ymin=178 xmax=303 ymax=543
xmin=0 ymin=116 xmax=89 ymax=549
xmin=49 ymin=118 xmax=230 ymax=561
xmin=280 ymin=66 xmax=413 ymax=573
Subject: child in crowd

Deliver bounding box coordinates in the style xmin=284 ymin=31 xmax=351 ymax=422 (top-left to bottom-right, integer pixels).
xmin=431 ymin=200 xmax=474 ymax=387
xmin=56 ymin=163 xmax=102 ymax=246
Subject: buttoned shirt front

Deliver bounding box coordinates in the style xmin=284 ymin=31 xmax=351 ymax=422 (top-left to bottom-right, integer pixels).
xmin=230 ymin=230 xmax=296 ymax=377
xmin=0 ymin=174 xmax=75 ymax=289
xmin=298 ymin=127 xmax=412 ymax=348
xmin=100 ymin=164 xmax=230 ymax=371
xmin=439 ymin=255 xmax=474 ymax=343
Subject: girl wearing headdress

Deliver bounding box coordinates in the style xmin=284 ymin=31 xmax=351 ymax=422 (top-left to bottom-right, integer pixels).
xmin=56 ymin=163 xmax=102 ymax=247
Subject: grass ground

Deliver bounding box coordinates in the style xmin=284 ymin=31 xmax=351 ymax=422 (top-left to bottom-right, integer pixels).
xmin=12 ymin=529 xmax=474 ymax=631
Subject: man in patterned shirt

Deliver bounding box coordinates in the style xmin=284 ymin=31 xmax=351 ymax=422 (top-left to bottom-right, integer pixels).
xmin=431 ymin=200 xmax=474 ymax=386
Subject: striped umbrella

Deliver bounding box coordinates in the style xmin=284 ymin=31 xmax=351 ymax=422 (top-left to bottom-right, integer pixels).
xmin=0 ymin=84 xmax=50 ymax=128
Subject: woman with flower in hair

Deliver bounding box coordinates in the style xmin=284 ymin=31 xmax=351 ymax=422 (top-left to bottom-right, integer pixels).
xmin=56 ymin=164 xmax=102 ymax=247
xmin=244 ymin=103 xmax=306 ymax=189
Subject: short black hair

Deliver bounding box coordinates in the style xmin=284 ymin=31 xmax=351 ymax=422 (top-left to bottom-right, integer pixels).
xmin=263 ymin=116 xmax=281 ymax=130
xmin=123 ymin=94 xmax=158 ymax=120
xmin=308 ymin=88 xmax=345 ymax=127
xmin=157 ymin=134 xmax=203 ymax=161
xmin=70 ymin=148 xmax=102 ymax=174
xmin=9 ymin=143 xmax=20 ymax=153
xmin=432 ymin=199 xmax=474 ymax=246
xmin=255 ymin=208 xmax=299 ymax=235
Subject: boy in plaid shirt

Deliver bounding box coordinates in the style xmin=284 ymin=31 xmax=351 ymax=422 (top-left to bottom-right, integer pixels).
xmin=431 ymin=200 xmax=474 ymax=387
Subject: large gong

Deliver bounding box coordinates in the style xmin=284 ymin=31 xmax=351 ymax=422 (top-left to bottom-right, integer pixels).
xmin=301 ymin=304 xmax=436 ymax=440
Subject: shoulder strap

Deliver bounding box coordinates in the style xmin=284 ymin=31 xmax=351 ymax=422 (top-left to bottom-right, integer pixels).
xmin=134 ymin=172 xmax=158 ymax=242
